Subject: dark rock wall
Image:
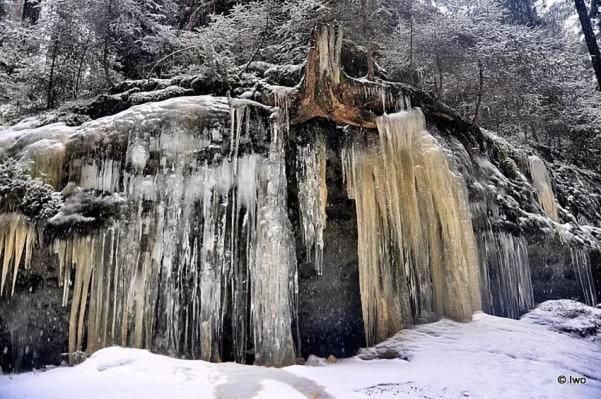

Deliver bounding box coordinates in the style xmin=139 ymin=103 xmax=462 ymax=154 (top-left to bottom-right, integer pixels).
xmin=591 ymin=250 xmax=601 ymax=302
xmin=528 ymin=240 xmax=587 ymax=304
xmin=0 ymin=246 xmax=68 ymax=373
xmin=295 ymin=126 xmax=366 ymax=358
xmin=527 ymin=233 xmax=599 ymax=307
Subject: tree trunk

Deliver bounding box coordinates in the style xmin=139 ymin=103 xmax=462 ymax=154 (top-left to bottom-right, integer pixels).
xmin=361 ymin=0 xmax=374 ymax=80
xmin=12 ymin=0 xmax=23 ymax=20
xmin=591 ymin=0 xmax=601 ymax=33
xmin=409 ymin=17 xmax=414 ymax=69
xmin=435 ymin=54 xmax=444 ymax=101
xmin=365 ymin=41 xmax=375 ymax=83
xmin=74 ymin=46 xmax=88 ymax=99
xmin=184 ymin=0 xmax=215 ymax=30
xmin=46 ymin=40 xmax=59 ymax=109
xmin=530 ymin=121 xmax=539 ymax=143
xmin=574 ymin=0 xmax=601 ymax=90
xmin=472 ymin=60 xmax=484 ymax=124
xmin=102 ymin=0 xmax=115 ymax=88
xmin=103 ymin=41 xmax=114 ymax=87
xmin=591 ymin=0 xmax=600 ymax=19
xmin=241 ymin=1 xmax=271 ymax=75
xmin=254 ymin=25 xmax=479 ymax=143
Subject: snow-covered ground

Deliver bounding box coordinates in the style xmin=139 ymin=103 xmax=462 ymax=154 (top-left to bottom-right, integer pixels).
xmin=1 ymin=300 xmax=600 ymax=399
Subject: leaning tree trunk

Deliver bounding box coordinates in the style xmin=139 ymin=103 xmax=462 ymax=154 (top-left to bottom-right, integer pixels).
xmin=258 ymin=26 xmax=409 ymax=129
xmin=251 ymin=25 xmax=481 ymax=147
xmin=574 ymin=0 xmax=601 ymax=90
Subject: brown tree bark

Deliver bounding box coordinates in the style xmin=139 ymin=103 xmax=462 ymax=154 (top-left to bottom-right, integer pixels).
xmin=287 ymin=25 xmax=388 ymax=129
xmin=254 ymin=25 xmax=478 ymax=144
xmin=574 ymin=0 xmax=601 ymax=90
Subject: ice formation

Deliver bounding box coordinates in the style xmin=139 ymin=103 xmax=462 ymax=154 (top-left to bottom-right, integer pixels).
xmin=1 ymin=91 xmax=599 ymax=370
xmin=0 ymin=96 xmax=299 ymax=367
xmin=570 ymin=248 xmax=597 ymax=306
xmin=250 ymin=103 xmax=298 ymax=367
xmin=0 ymin=213 xmax=37 ymax=297
xmin=296 ymin=137 xmax=328 ymax=274
xmin=478 ymin=231 xmax=534 ymax=318
xmin=529 ymin=155 xmax=559 ymax=221
xmin=342 ymin=108 xmax=481 ymax=345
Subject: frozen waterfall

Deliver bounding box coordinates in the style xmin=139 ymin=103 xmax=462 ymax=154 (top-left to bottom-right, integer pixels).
xmin=342 ymin=108 xmax=482 ymax=345
xmin=528 ymin=155 xmax=559 ymax=221
xmin=0 ymin=94 xmax=599 ymax=370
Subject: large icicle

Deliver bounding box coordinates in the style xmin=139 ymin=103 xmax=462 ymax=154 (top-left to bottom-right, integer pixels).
xmin=342 ymin=108 xmax=481 ymax=345
xmin=25 ymin=96 xmax=300 ymax=368
xmin=478 ymin=231 xmax=534 ymax=318
xmin=570 ymin=248 xmax=597 ymax=306
xmin=529 ymin=155 xmax=559 ymax=221
xmin=297 ymin=138 xmax=328 ymax=274
xmin=0 ymin=213 xmax=37 ymax=297
xmin=248 ymin=96 xmax=298 ymax=367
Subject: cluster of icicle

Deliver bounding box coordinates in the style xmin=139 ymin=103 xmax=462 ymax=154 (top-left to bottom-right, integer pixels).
xmin=30 ymin=98 xmax=299 ymax=367
xmin=478 ymin=231 xmax=534 ymax=319
xmin=528 ymin=155 xmax=559 ymax=221
xmin=251 ymin=90 xmax=298 ymax=367
xmin=570 ymin=248 xmax=598 ymax=306
xmin=296 ymin=138 xmax=328 ymax=274
xmin=342 ymin=108 xmax=482 ymax=345
xmin=0 ymin=213 xmax=37 ymax=297
xmin=527 ymin=156 xmax=597 ymax=307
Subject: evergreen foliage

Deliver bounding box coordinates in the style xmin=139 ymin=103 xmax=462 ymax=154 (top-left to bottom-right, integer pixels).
xmin=1 ymin=0 xmax=600 ymax=169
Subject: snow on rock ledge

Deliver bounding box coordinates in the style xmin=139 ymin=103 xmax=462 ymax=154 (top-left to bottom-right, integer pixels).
xmin=521 ymin=299 xmax=601 ymax=340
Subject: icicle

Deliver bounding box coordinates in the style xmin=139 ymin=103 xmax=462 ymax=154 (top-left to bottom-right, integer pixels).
xmin=198 ymin=184 xmax=227 ymax=362
xmin=0 ymin=215 xmax=17 ymax=295
xmin=0 ymin=96 xmax=304 ymax=368
xmin=250 ymin=112 xmax=297 ymax=367
xmin=528 ymin=155 xmax=559 ymax=221
xmin=9 ymin=219 xmax=27 ymax=297
xmin=78 ymin=158 xmax=122 ymax=193
xmin=0 ymin=214 xmax=37 ymax=297
xmin=23 ymin=228 xmax=36 ymax=271
xmin=230 ymin=105 xmax=246 ymax=163
xmin=66 ymin=236 xmax=95 ymax=363
xmin=342 ymin=109 xmax=481 ymax=345
xmin=570 ymin=248 xmax=597 ymax=306
xmin=27 ymin=140 xmax=66 ymax=189
xmin=478 ymin=231 xmax=534 ymax=318
xmin=55 ymin=131 xmax=295 ymax=365
xmin=297 ymin=138 xmax=328 ymax=274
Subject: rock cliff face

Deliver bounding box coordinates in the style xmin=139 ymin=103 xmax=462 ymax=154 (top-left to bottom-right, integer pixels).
xmin=0 ymin=33 xmax=599 ymax=372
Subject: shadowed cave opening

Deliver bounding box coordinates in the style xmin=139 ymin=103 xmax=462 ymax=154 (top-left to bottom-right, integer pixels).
xmin=290 ymin=119 xmax=367 ymax=359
